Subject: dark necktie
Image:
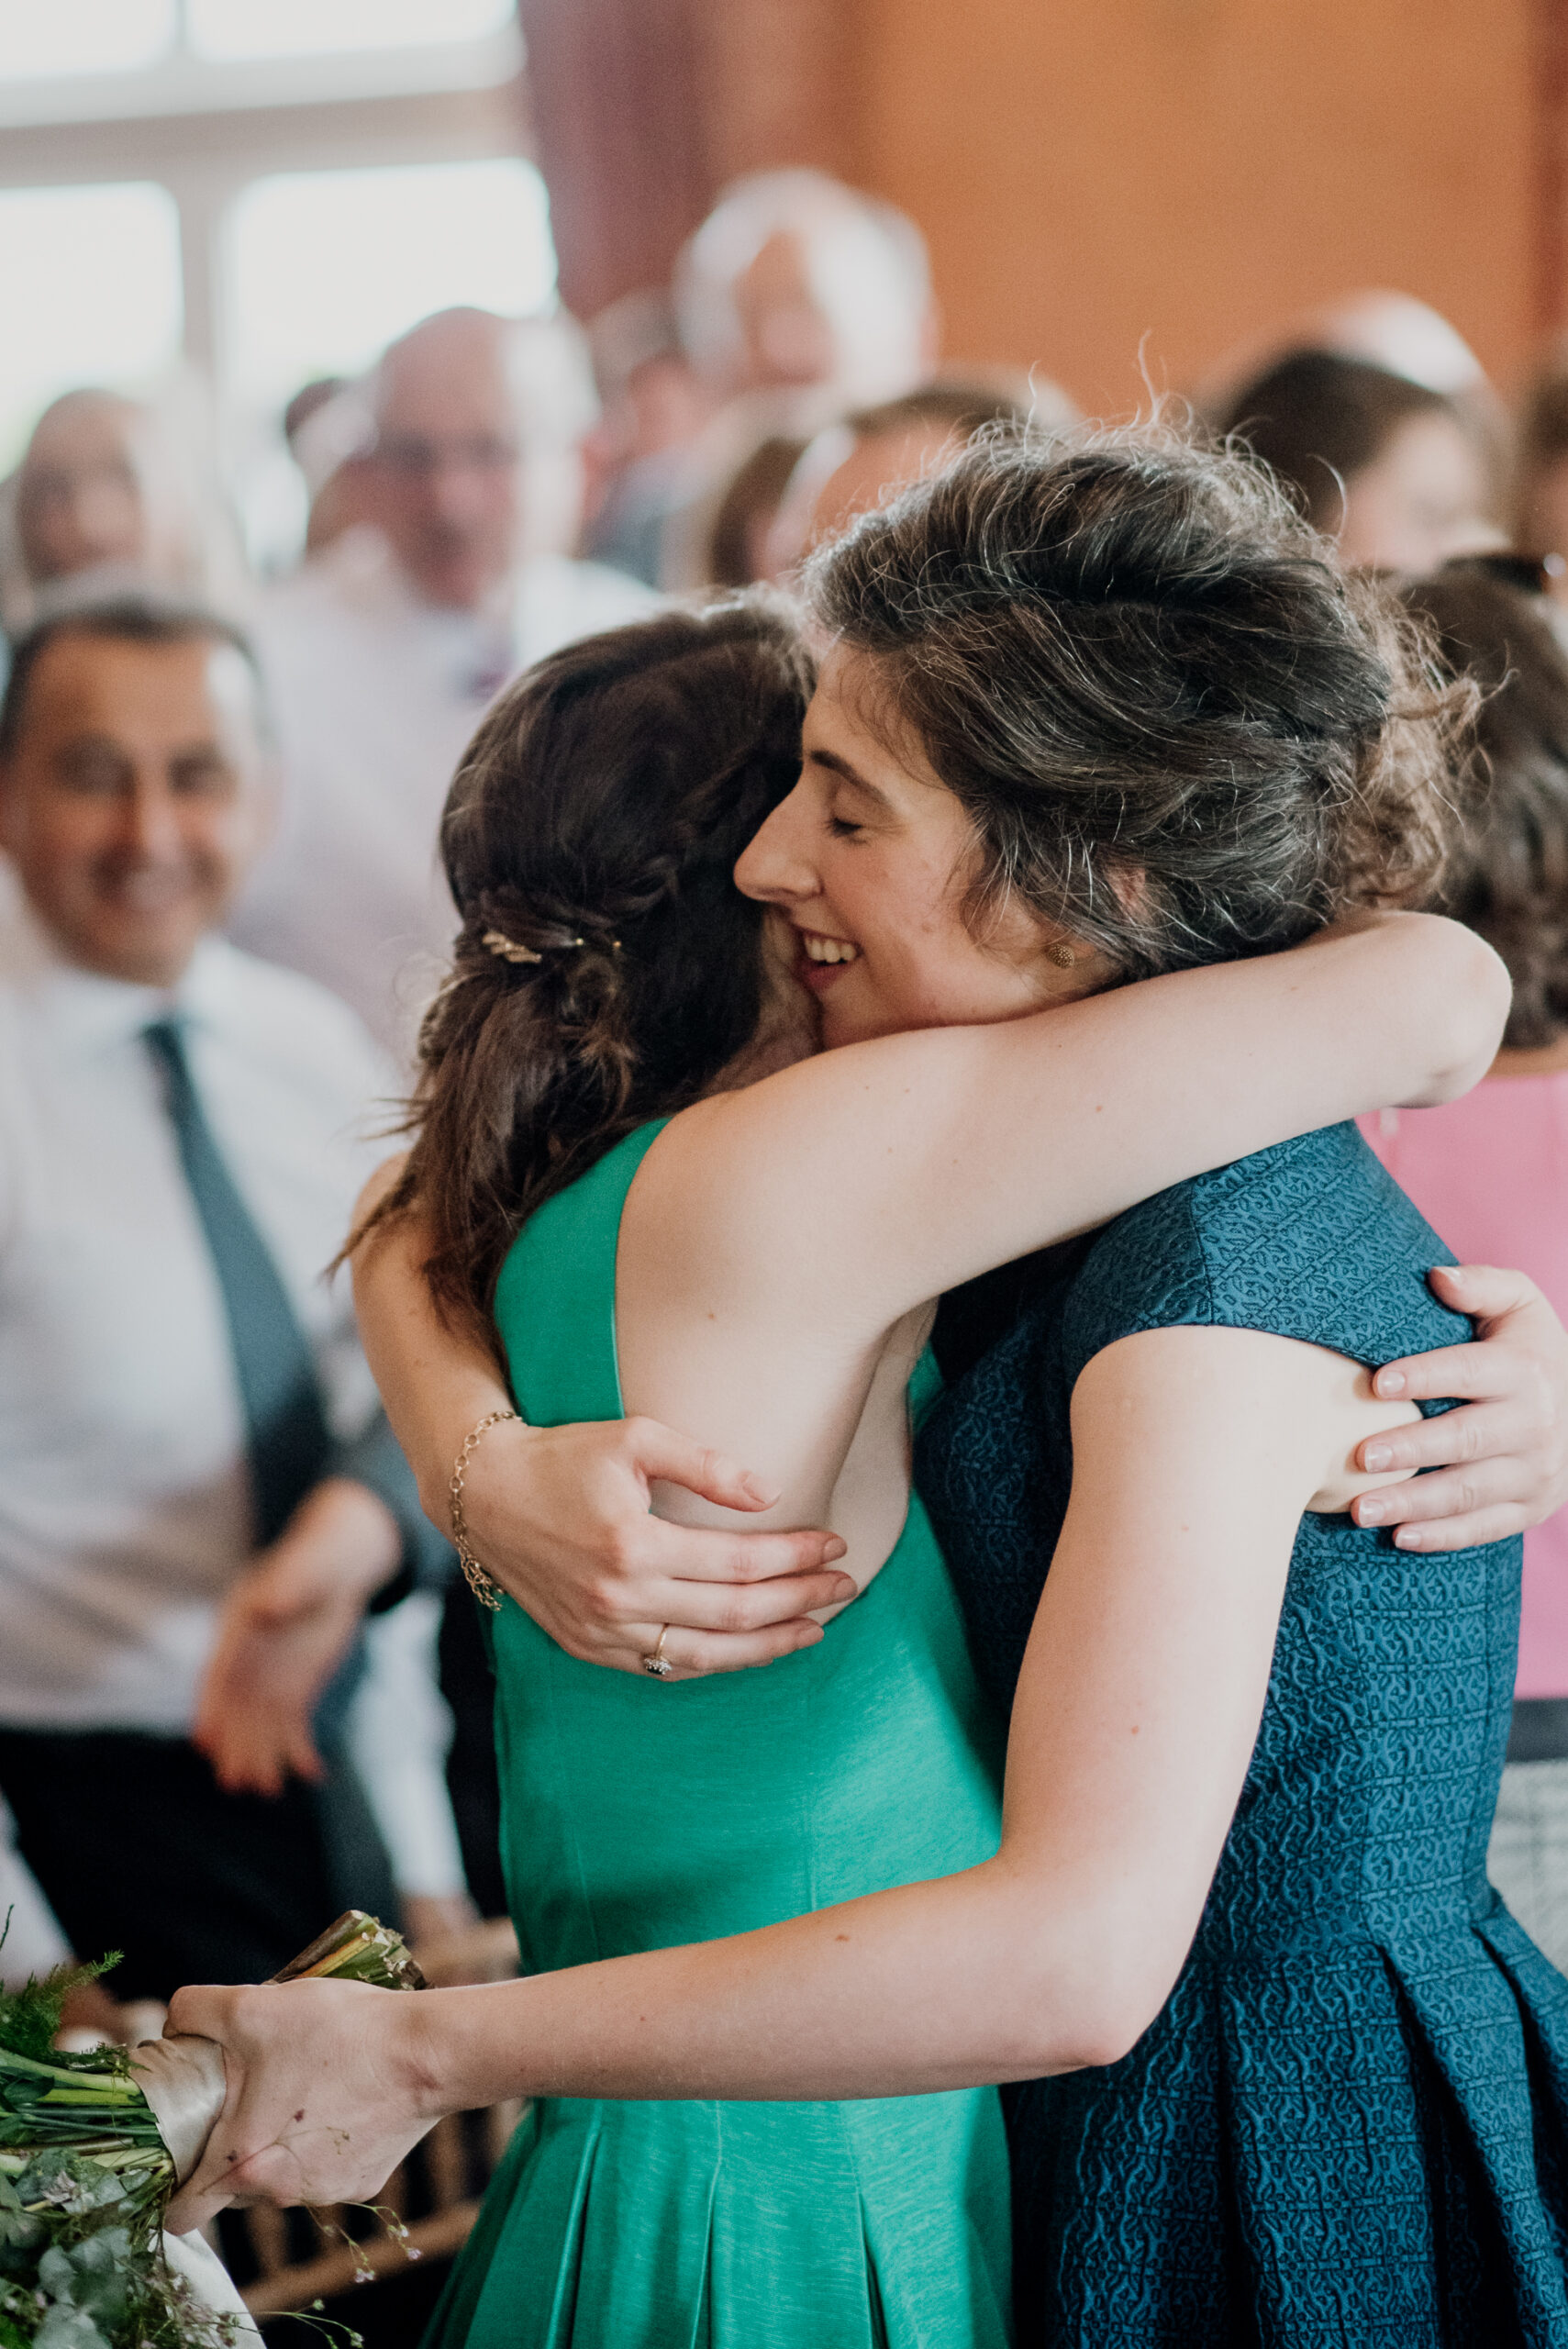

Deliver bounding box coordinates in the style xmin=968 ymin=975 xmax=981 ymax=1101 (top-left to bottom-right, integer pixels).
xmin=144 ymin=1018 xmax=333 ymax=1547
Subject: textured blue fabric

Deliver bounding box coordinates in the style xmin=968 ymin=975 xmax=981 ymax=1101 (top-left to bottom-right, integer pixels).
xmin=917 ymin=1121 xmax=1568 ymax=2346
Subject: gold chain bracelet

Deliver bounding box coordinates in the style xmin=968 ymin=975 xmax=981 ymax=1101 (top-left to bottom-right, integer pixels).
xmin=448 ymin=1408 xmax=519 ymax=1610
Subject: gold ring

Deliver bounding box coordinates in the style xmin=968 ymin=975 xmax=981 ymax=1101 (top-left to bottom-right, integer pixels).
xmin=641 ymin=1626 xmax=673 ymax=1679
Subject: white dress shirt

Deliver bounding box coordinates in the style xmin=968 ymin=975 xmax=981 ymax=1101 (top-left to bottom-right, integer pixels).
xmin=228 ymin=529 xmax=660 ymax=1058
xmin=0 ymin=908 xmax=394 ymax=1733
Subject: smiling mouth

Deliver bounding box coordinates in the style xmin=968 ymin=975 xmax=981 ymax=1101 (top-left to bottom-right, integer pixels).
xmin=99 ymin=867 xmax=195 ymax=916
xmin=795 ymin=928 xmax=861 ymax=993
xmin=798 ymin=930 xmax=860 ymax=966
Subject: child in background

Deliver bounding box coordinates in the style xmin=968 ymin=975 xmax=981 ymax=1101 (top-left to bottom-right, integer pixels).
xmin=1363 ymin=562 xmax=1568 ymax=1966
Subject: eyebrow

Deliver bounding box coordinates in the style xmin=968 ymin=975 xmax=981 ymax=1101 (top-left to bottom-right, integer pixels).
xmin=804 ymin=744 xmax=892 ymax=807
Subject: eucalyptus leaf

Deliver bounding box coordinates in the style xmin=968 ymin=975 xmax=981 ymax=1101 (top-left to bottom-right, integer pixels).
xmin=0 ymin=2207 xmax=42 ymax=2254
xmin=32 ymin=2304 xmax=109 ymax=2349
xmin=58 ymin=2234 xmax=129 ymax=2327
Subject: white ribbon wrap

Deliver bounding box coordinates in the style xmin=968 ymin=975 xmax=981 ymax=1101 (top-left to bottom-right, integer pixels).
xmin=161 ymin=2226 xmax=262 ymax=2342
xmin=131 ymin=2033 xmax=228 ymax=2184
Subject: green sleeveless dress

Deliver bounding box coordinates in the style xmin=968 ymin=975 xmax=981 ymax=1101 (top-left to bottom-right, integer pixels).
xmin=422 ymin=1123 xmax=1011 ymax=2349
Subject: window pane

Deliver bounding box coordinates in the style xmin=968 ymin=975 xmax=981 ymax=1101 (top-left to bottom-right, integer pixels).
xmin=0 ymin=184 xmax=183 ymax=467
xmin=0 ymin=0 xmax=174 ymax=80
xmin=188 ymin=0 xmax=513 ymax=61
xmin=224 ymin=160 xmax=557 ymax=417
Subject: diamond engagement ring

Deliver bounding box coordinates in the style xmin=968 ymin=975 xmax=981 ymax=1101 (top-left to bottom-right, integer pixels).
xmin=641 ymin=1626 xmax=673 ymax=1678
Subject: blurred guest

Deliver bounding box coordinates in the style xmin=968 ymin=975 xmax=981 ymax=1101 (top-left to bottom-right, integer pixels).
xmin=1361 ymin=563 xmax=1568 ymax=1966
xmin=662 ymin=171 xmax=940 ymax=587
xmin=229 ymin=307 xmax=657 ymax=1057
xmin=1220 ymin=348 xmax=1498 ymax=573
xmin=0 ymin=592 xmax=454 ymax=1998
xmin=282 ymin=378 xmax=343 ymax=444
xmin=1203 ymin=290 xmax=1490 ymax=415
xmin=281 ymin=375 xmax=375 ymax=559
xmin=1515 ymin=345 xmax=1568 ymax=614
xmin=762 ymin=376 xmax=1051 ymax=579
xmin=0 ymin=387 xmax=247 ymax=637
xmin=674 ymin=169 xmax=937 ymax=413
xmin=584 ymin=289 xmax=717 ymax=585
xmin=705 ymin=433 xmax=808 ymax=587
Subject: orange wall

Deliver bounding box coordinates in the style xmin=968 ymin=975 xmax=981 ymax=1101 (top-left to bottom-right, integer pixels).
xmin=851 ymin=0 xmax=1538 ymax=416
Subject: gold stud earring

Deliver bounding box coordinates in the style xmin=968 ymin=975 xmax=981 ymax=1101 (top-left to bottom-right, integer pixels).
xmin=1048 ymin=941 xmax=1077 ymax=969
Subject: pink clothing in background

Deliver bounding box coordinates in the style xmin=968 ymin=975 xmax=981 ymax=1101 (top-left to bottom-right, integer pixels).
xmin=1360 ymin=1074 xmax=1568 ymax=1699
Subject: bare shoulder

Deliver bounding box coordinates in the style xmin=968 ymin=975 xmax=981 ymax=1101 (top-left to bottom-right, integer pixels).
xmin=617 ymin=1031 xmax=963 ymax=1324
xmin=352 ymin=1151 xmax=410 ymax=1230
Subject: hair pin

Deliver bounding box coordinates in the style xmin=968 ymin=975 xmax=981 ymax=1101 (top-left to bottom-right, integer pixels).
xmin=482 ymin=928 xmax=546 ymax=964
xmin=482 ymin=927 xmax=621 ymax=963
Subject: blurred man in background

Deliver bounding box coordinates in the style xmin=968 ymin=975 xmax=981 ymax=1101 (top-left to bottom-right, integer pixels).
xmin=229 ymin=306 xmax=657 ymax=1058
xmin=0 ymin=593 xmax=457 ymax=2000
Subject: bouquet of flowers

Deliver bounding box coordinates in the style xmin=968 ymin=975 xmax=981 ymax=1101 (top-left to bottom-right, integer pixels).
xmin=0 ymin=1914 xmax=424 ymax=2349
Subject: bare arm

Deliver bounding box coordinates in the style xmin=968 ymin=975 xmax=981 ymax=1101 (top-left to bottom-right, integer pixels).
xmin=164 ymin=1326 xmax=1356 ymax=2222
xmin=353 ymin=916 xmax=1533 ymax=1673
xmin=642 ymin=912 xmax=1507 ymax=1346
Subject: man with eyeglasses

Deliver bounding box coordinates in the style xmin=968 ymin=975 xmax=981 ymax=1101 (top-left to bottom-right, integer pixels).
xmin=230 ymin=306 xmax=657 ymax=1060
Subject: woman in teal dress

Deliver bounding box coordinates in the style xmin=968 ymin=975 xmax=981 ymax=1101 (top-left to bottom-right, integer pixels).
xmin=439 ymin=1128 xmax=1008 ymax=2348
xmin=167 ymin=438 xmax=1559 ymax=2345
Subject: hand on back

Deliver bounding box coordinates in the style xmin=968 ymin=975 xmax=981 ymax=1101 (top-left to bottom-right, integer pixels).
xmin=1348 ymin=1265 xmax=1568 ymax=1548
xmin=458 ymin=1413 xmax=853 ymax=1677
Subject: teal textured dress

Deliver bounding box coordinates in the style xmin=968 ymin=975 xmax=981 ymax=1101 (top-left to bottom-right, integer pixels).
xmin=423 ymin=1124 xmax=1012 ymax=2349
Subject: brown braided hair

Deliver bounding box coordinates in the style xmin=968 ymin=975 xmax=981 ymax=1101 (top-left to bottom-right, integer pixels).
xmin=358 ymin=598 xmax=811 ymax=1330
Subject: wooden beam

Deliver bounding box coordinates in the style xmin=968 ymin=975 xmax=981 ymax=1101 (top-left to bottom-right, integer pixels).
xmin=1535 ymin=0 xmax=1568 ymax=333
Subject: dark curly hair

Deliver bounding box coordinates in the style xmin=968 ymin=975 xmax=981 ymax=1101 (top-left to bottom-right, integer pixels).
xmin=806 ymin=422 xmax=1466 ymax=975
xmin=361 ymin=599 xmax=811 ymax=1329
xmin=1403 ymin=564 xmax=1568 ymax=1049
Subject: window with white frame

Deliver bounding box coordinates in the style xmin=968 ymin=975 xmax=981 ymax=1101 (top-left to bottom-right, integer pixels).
xmin=0 ymin=0 xmax=518 ymax=91
xmin=0 ymin=182 xmax=183 ymax=466
xmin=0 ymin=0 xmax=175 ymax=83
xmin=187 ymin=0 xmax=515 ymax=63
xmin=0 ymin=5 xmax=552 ymax=565
xmin=223 ymin=158 xmax=557 ymax=418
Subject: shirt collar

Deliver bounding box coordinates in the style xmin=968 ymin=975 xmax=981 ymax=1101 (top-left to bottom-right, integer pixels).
xmin=322 ymin=528 xmax=522 ymax=686
xmin=0 ymin=896 xmax=239 ymax=1064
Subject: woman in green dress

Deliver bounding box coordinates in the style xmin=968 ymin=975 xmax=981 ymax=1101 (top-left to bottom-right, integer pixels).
xmin=168 ymin=573 xmax=1506 ymax=2344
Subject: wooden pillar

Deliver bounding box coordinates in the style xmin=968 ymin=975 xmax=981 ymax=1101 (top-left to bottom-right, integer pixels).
xmin=1534 ymin=0 xmax=1568 ymax=333
xmin=517 ymin=0 xmax=710 ymax=319
xmin=518 ymin=0 xmax=862 ymax=321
